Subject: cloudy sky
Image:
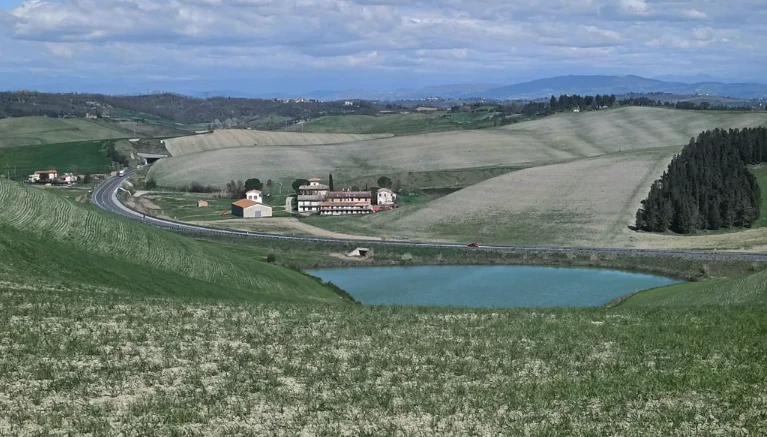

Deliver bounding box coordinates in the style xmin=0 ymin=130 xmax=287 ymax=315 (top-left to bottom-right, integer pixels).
xmin=0 ymin=0 xmax=765 ymax=94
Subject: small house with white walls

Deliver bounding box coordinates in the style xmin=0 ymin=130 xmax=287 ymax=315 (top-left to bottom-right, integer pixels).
xmin=231 ymin=199 xmax=272 ymax=218
xmin=245 ymin=189 xmax=263 ymax=204
xmin=377 ymin=188 xmax=397 ymax=207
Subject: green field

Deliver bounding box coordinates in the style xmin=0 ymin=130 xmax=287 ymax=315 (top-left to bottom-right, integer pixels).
xmin=287 ymin=111 xmax=502 ymax=135
xmin=752 ymin=166 xmax=767 ymax=228
xmin=0 ymin=179 xmax=343 ymax=303
xmin=0 ymin=140 xmax=116 ymax=177
xmin=2 ymin=281 xmax=767 ymax=434
xmin=621 ymin=272 xmax=767 ymax=307
xmin=0 ymin=116 xmax=129 ymax=148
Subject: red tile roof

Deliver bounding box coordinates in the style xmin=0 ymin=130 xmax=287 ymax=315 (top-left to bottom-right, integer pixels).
xmin=232 ymin=199 xmax=258 ymax=208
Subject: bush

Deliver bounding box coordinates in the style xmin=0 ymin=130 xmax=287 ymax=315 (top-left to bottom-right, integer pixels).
xmin=186 ymin=181 xmax=217 ymax=193
xmin=266 ymin=254 xmax=277 ymax=263
xmin=144 ymin=178 xmax=157 ymax=190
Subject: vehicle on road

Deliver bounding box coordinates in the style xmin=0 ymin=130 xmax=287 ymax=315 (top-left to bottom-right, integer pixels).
xmin=467 ymin=242 xmax=480 ymax=248
xmin=118 ymin=170 xmax=126 ymax=177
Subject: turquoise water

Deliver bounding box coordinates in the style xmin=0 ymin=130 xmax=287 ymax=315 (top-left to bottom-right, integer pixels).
xmin=308 ymin=265 xmax=680 ymax=308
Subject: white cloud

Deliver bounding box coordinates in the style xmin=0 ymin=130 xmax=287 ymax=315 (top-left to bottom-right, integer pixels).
xmin=679 ymin=8 xmax=707 ymax=20
xmin=619 ymin=0 xmax=651 ymax=16
xmin=0 ymin=0 xmax=764 ymax=89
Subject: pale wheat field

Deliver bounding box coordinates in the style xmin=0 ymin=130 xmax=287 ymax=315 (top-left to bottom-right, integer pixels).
xmin=163 ymin=130 xmax=393 ymax=156
xmin=150 ymin=107 xmax=767 ymax=189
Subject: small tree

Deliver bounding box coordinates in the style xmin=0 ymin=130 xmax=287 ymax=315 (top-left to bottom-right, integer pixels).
xmin=83 ymin=173 xmax=92 ymax=184
xmin=328 ymin=173 xmax=335 ymax=191
xmin=292 ymin=178 xmax=309 ymax=193
xmin=266 ymin=254 xmax=277 ymax=263
xmin=377 ymin=176 xmax=393 ymax=189
xmin=144 ymin=178 xmax=157 ymax=190
xmin=266 ymin=179 xmax=273 ymax=195
xmin=245 ymin=178 xmax=263 ymax=191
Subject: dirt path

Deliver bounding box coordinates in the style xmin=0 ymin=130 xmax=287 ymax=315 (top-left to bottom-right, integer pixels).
xmin=188 ymin=217 xmax=385 ymax=241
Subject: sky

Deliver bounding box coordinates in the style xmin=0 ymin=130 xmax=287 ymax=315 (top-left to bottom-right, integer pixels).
xmin=0 ymin=0 xmax=765 ymax=95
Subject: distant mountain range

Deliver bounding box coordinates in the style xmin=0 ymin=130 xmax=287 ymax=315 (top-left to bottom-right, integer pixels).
xmin=204 ymin=75 xmax=767 ymax=101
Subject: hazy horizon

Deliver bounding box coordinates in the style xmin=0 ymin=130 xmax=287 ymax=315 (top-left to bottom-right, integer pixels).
xmin=1 ymin=0 xmax=765 ymax=95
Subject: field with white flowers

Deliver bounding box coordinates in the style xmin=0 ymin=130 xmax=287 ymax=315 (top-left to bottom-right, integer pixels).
xmin=2 ymin=282 xmax=766 ymax=436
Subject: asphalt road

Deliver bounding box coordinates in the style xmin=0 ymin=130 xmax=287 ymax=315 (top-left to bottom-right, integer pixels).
xmin=92 ymin=173 xmax=767 ymax=262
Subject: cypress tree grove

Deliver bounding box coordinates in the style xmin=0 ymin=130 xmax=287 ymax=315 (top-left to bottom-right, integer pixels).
xmin=636 ymin=127 xmax=767 ymax=233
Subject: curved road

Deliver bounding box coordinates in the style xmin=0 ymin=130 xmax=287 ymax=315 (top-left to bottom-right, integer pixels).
xmin=92 ymin=173 xmax=767 ymax=262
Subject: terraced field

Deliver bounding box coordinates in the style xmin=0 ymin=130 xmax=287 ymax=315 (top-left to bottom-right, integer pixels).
xmin=0 ymin=117 xmax=128 ymax=148
xmin=0 ymin=180 xmax=342 ymax=303
xmin=163 ymin=130 xmax=393 ymax=156
xmin=150 ymin=107 xmax=767 ymax=189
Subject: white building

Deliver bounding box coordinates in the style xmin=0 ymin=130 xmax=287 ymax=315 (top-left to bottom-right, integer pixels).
xmin=245 ymin=189 xmax=263 ymax=204
xmin=231 ymin=199 xmax=272 ymax=218
xmin=377 ymin=188 xmax=397 ymax=206
xmin=297 ymin=178 xmax=329 ymax=213
xmin=320 ymin=191 xmax=373 ymax=216
xmin=29 ymin=170 xmax=58 ymax=183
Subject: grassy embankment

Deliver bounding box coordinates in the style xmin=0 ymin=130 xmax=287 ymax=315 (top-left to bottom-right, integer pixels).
xmin=0 ymin=179 xmax=345 ymax=303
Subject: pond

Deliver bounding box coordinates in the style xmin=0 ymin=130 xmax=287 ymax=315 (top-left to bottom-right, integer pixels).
xmin=308 ymin=265 xmax=680 ymax=308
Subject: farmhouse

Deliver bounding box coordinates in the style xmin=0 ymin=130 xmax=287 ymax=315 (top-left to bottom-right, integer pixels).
xmin=415 ymin=107 xmax=439 ymax=113
xmin=197 ymin=200 xmax=209 ymax=208
xmin=298 ymin=178 xmax=329 ymax=213
xmin=245 ymin=189 xmax=263 ymax=203
xmin=58 ymin=173 xmax=76 ymax=184
xmin=29 ymin=170 xmax=57 ymax=183
xmin=377 ymin=188 xmax=397 ymax=207
xmin=231 ymin=199 xmax=272 ymax=218
xmin=320 ymin=191 xmax=373 ymax=216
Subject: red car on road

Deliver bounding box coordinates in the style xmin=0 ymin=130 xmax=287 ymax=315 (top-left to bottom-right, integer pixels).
xmin=467 ymin=242 xmax=480 ymax=248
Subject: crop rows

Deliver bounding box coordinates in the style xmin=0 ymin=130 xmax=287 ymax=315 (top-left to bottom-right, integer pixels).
xmin=164 ymin=130 xmax=393 ymax=156
xmin=0 ymin=180 xmax=338 ymax=301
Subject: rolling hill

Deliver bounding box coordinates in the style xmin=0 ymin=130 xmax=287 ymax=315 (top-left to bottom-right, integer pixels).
xmin=0 ymin=179 xmax=343 ymax=303
xmin=163 ymin=130 xmax=393 ymax=156
xmin=0 ymin=116 xmax=129 ymax=148
xmin=149 ymin=107 xmax=767 ymax=189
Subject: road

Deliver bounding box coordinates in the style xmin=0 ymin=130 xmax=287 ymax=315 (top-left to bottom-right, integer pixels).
xmin=92 ymin=173 xmax=767 ymax=262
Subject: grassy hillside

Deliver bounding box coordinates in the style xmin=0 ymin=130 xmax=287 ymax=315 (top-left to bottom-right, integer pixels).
xmin=150 ymin=107 xmax=767 ymax=189
xmin=301 ymin=147 xmax=679 ymax=244
xmin=621 ymin=269 xmax=767 ymax=307
xmin=163 ymin=130 xmax=393 ymax=156
xmin=0 ymin=140 xmax=114 ymax=177
xmin=287 ymin=111 xmax=500 ymax=135
xmin=0 ymin=116 xmax=129 ymax=148
xmin=2 ymin=286 xmax=766 ymax=435
xmin=0 ymin=179 xmax=343 ymax=303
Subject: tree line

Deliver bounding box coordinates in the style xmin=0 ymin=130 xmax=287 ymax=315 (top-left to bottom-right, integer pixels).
xmin=619 ymin=96 xmax=756 ymax=111
xmin=636 ymin=127 xmax=767 ymax=234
